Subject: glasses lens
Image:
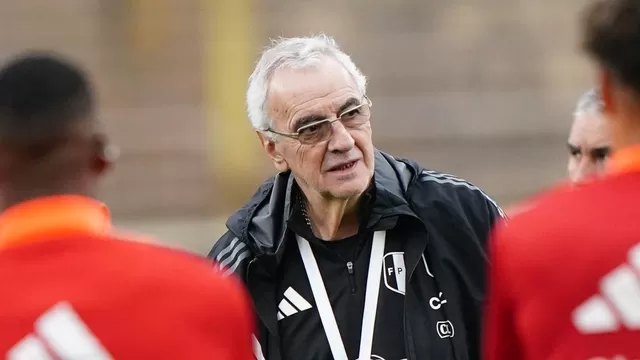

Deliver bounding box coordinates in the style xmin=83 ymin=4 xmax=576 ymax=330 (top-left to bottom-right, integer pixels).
xmin=298 ymin=121 xmax=331 ymax=144
xmin=296 ymin=99 xmax=371 ymax=144
xmin=340 ymin=104 xmax=371 ymax=129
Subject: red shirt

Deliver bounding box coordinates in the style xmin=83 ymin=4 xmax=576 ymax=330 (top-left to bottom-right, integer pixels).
xmin=0 ymin=195 xmax=255 ymax=360
xmin=483 ymin=146 xmax=640 ymax=360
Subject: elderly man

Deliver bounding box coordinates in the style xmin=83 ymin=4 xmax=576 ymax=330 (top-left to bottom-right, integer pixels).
xmin=209 ymin=35 xmax=503 ymax=360
xmin=567 ymin=89 xmax=611 ymax=183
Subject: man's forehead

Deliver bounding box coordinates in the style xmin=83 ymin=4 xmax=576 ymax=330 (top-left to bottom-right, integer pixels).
xmin=568 ymin=113 xmax=610 ymax=147
xmin=268 ymin=59 xmax=357 ymax=103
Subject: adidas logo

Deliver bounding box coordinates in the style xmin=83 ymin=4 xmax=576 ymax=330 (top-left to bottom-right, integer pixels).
xmin=7 ymin=302 xmax=113 ymax=360
xmin=572 ymin=243 xmax=640 ymax=334
xmin=277 ymin=287 xmax=312 ymax=321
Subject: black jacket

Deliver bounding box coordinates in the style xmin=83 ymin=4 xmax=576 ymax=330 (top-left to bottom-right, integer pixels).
xmin=208 ymin=150 xmax=504 ymax=360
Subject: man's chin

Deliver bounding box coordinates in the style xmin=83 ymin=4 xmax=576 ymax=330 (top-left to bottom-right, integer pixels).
xmin=326 ymin=180 xmax=370 ymax=199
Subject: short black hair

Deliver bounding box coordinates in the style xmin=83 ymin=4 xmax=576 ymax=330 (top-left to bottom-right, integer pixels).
xmin=582 ymin=0 xmax=640 ymax=93
xmin=0 ymin=52 xmax=94 ymax=142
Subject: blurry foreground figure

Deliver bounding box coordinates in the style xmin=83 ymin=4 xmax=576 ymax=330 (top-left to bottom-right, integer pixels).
xmin=0 ymin=54 xmax=254 ymax=360
xmin=483 ymin=0 xmax=640 ymax=358
xmin=209 ymin=35 xmax=504 ymax=360
xmin=568 ymin=89 xmax=611 ymax=183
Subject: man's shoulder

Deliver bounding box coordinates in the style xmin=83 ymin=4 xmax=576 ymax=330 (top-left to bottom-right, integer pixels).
xmin=408 ymin=167 xmax=504 ymax=217
xmin=504 ymin=179 xmax=603 ymax=229
xmin=89 ymin=235 xmax=240 ymax=293
xmin=507 ymin=173 xmax=640 ymax=230
xmin=378 ymin=151 xmax=497 ymax=206
xmin=414 ymin=168 xmax=489 ymax=196
xmin=493 ymin=181 xmax=597 ymax=256
xmin=105 ymin=237 xmax=253 ymax=315
xmin=209 ymin=231 xmax=253 ymax=276
xmin=0 ymin=234 xmax=246 ymax=310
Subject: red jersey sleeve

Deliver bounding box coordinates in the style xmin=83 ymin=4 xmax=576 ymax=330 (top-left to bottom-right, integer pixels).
xmin=224 ymin=275 xmax=256 ymax=360
xmin=483 ymin=223 xmax=522 ymax=360
xmin=200 ymin=272 xmax=256 ymax=360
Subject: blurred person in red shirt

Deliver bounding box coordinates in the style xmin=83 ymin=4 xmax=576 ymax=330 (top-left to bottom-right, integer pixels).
xmin=0 ymin=53 xmax=254 ymax=360
xmin=483 ymin=0 xmax=640 ymax=359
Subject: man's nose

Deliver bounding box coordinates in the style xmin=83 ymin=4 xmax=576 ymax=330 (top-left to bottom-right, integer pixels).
xmin=327 ymin=121 xmax=355 ymax=152
xmin=576 ymin=158 xmax=598 ymax=182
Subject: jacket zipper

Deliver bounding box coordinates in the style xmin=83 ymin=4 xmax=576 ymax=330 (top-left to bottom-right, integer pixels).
xmin=346 ymin=261 xmax=357 ymax=294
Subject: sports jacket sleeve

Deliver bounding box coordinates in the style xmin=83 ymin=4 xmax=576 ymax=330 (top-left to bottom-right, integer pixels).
xmin=417 ymin=170 xmax=505 ymax=249
xmin=208 ymin=230 xmax=251 ymax=279
xmin=483 ymin=222 xmax=521 ymax=360
xmin=452 ymin=184 xmax=505 ymax=359
xmin=414 ymin=170 xmax=505 ymax=360
xmin=464 ymin=186 xmax=506 ymax=247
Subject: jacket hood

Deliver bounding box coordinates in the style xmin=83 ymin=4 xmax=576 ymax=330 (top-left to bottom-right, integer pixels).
xmin=225 ymin=150 xmax=423 ymax=255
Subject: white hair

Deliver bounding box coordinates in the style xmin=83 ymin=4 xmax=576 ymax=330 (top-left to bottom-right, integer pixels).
xmin=246 ymin=34 xmax=367 ymax=134
xmin=574 ymin=88 xmax=603 ymax=116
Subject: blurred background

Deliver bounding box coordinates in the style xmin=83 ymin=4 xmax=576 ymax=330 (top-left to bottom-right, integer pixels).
xmin=0 ymin=0 xmax=591 ymax=254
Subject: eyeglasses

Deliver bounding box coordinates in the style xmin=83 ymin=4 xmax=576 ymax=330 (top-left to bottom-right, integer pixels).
xmin=265 ymin=96 xmax=372 ymax=145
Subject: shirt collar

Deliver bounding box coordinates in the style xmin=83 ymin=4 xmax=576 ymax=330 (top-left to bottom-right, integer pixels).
xmin=0 ymin=195 xmax=111 ymax=250
xmin=608 ymin=144 xmax=640 ymax=176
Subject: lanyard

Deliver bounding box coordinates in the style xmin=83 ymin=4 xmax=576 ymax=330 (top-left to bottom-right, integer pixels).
xmin=296 ymin=231 xmax=386 ymax=360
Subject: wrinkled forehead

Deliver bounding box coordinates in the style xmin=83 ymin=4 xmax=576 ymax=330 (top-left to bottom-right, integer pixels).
xmin=568 ymin=112 xmax=610 ymax=148
xmin=266 ymin=58 xmax=360 ymax=123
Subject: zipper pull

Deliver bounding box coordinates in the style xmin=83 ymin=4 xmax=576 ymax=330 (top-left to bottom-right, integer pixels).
xmin=346 ymin=261 xmax=357 ymax=294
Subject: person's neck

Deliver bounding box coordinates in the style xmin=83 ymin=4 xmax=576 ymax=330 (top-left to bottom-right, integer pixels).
xmin=302 ymin=190 xmax=362 ymax=241
xmin=611 ymin=118 xmax=640 ymax=151
xmin=609 ymin=102 xmax=640 ymax=150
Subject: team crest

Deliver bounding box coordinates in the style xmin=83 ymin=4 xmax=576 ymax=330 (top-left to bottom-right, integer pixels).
xmin=383 ymin=252 xmax=406 ymax=295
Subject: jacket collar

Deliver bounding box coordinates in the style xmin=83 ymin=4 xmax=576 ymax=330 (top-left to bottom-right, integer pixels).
xmin=0 ymin=195 xmax=111 ymax=250
xmin=226 ymin=150 xmax=421 ymax=257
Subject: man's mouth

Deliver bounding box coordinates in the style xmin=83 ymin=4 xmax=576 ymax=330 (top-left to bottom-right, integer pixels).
xmin=328 ymin=160 xmax=358 ymax=172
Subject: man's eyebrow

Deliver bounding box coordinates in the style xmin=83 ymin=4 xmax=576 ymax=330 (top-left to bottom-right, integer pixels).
xmin=293 ymin=114 xmax=326 ymax=131
xmin=590 ymin=146 xmax=611 ymax=157
xmin=292 ymin=97 xmax=361 ymax=130
xmin=567 ymin=143 xmax=581 ymax=153
xmin=337 ymin=97 xmax=360 ymax=114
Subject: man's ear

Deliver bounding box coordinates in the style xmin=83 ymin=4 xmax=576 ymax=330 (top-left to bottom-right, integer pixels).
xmin=257 ymin=131 xmax=289 ymax=172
